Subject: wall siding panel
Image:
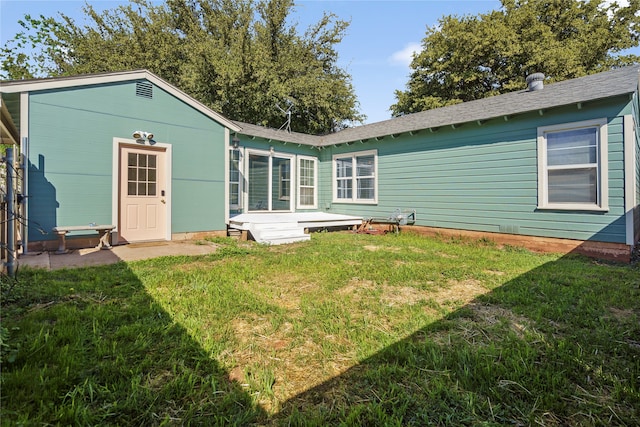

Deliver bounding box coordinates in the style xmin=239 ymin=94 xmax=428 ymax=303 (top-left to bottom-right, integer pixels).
xmin=27 ymin=80 xmax=227 ymax=242
xmin=320 ymin=100 xmax=632 ymax=244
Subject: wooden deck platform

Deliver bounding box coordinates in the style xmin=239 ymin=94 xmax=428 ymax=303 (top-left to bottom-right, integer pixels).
xmin=228 ymin=212 xmax=362 ymax=245
xmin=228 ymin=212 xmax=363 ymax=231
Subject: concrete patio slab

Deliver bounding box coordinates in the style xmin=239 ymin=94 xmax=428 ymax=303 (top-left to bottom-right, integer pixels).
xmin=18 ymin=240 xmax=219 ymax=271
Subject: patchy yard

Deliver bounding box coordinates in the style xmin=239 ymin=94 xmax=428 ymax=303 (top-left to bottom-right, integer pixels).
xmin=2 ymin=232 xmax=639 ymax=425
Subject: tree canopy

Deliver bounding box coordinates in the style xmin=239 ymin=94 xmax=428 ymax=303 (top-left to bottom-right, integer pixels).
xmin=391 ymin=0 xmax=640 ymax=116
xmin=1 ymin=0 xmax=363 ymax=134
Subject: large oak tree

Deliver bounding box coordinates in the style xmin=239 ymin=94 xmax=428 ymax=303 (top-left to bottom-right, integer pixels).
xmin=391 ymin=0 xmax=640 ymax=116
xmin=1 ymin=0 xmax=363 ymax=134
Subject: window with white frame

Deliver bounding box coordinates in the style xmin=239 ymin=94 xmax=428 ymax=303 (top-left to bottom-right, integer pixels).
xmin=297 ymin=156 xmax=317 ymax=208
xmin=333 ymin=150 xmax=378 ymax=203
xmin=279 ymin=162 xmax=290 ymax=200
xmin=537 ymin=118 xmax=608 ymax=211
xmin=229 ymin=149 xmax=242 ymax=209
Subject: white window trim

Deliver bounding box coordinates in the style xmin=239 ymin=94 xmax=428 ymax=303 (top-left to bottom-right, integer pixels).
xmin=278 ymin=162 xmax=291 ymax=201
xmin=537 ymin=118 xmax=608 ymax=212
xmin=229 ymin=148 xmax=243 ymax=211
xmin=332 ymin=149 xmax=378 ymax=204
xmin=296 ymin=155 xmax=318 ymax=209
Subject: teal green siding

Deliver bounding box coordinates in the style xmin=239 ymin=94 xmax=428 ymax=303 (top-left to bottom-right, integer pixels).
xmin=27 ymin=80 xmax=227 ymax=242
xmin=234 ymin=137 xmax=318 ymax=158
xmin=24 ymin=74 xmax=637 ymax=246
xmin=318 ymin=150 xmax=334 ymax=210
xmin=320 ymin=97 xmax=633 ymax=244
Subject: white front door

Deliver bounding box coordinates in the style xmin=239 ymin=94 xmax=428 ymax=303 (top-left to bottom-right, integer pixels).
xmin=119 ymin=145 xmax=167 ymax=242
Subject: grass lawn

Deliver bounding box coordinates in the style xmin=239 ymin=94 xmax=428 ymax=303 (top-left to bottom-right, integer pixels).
xmin=1 ymin=232 xmax=639 ymax=426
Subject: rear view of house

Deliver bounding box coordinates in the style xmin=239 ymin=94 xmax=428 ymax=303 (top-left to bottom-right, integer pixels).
xmin=230 ymin=66 xmax=640 ymax=261
xmin=1 ymin=66 xmax=639 ymax=262
xmin=1 ymin=70 xmax=239 ymax=252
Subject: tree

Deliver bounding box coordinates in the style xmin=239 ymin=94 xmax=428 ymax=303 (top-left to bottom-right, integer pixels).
xmin=391 ymin=0 xmax=640 ymax=116
xmin=1 ymin=14 xmax=74 ymax=79
xmin=1 ymin=0 xmax=363 ymax=134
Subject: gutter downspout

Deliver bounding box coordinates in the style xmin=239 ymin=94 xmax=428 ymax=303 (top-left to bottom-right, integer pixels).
xmin=623 ymin=115 xmax=637 ymax=247
xmin=20 ymin=92 xmax=29 ymax=254
xmin=224 ymin=128 xmax=230 ymax=227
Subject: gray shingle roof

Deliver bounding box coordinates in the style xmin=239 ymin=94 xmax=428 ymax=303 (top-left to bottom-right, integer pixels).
xmin=232 ymin=121 xmax=319 ymax=147
xmin=237 ymin=65 xmax=640 ymax=146
xmin=3 ymin=66 xmax=637 ymax=146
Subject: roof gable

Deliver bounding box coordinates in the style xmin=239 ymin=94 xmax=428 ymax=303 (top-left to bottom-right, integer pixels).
xmin=0 ymin=69 xmax=241 ymax=132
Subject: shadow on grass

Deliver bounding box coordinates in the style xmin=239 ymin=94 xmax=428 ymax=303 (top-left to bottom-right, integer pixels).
xmin=3 ymin=244 xmax=639 ymax=426
xmin=273 ymin=251 xmax=640 ymax=426
xmin=1 ymin=262 xmax=265 ymax=426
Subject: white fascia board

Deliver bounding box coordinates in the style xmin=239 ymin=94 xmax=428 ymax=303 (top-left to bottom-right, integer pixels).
xmin=0 ymin=70 xmax=149 ymax=93
xmin=0 ymin=69 xmax=241 ymax=132
xmin=143 ymin=72 xmax=241 ymax=132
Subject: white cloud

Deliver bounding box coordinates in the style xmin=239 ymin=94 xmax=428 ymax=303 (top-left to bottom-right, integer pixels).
xmin=389 ymin=42 xmax=422 ymax=67
xmin=600 ymin=0 xmax=637 ymax=18
xmin=601 ymin=0 xmax=629 ymax=7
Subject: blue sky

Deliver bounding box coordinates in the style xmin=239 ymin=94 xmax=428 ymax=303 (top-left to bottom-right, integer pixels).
xmin=1 ymin=0 xmax=637 ymax=124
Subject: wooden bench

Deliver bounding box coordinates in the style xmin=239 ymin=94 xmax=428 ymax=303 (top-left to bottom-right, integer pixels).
xmin=52 ymin=225 xmax=115 ymax=254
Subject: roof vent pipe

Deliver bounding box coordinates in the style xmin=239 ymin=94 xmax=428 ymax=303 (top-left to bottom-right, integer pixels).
xmin=526 ymin=73 xmax=545 ymax=91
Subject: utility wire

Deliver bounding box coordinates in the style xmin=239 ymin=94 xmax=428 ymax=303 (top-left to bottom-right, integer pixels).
xmin=0 ymin=206 xmax=48 ymax=235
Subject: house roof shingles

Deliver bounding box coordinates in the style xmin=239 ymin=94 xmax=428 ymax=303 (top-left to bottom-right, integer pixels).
xmin=236 ymin=65 xmax=640 ymax=147
xmin=2 ymin=65 xmax=638 ymax=146
xmin=232 ymin=121 xmax=319 ymax=147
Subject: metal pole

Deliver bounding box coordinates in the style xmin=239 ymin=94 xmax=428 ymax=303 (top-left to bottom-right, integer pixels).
xmin=6 ymin=147 xmax=16 ymax=277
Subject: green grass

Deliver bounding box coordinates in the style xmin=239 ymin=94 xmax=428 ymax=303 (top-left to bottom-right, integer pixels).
xmin=2 ymin=232 xmax=639 ymax=425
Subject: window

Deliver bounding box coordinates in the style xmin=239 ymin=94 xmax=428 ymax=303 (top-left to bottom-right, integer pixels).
xmin=127 ymin=152 xmax=157 ymax=196
xmin=279 ymin=162 xmax=290 ymax=200
xmin=297 ymin=156 xmax=317 ymax=208
xmin=333 ymin=150 xmax=378 ymax=204
xmin=229 ymin=149 xmax=241 ymax=209
xmin=537 ymin=119 xmax=608 ymax=211
xmin=335 ymin=157 xmax=353 ymax=199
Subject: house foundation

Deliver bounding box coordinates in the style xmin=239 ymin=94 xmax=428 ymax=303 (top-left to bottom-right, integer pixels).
xmin=402 ymin=225 xmax=633 ymax=263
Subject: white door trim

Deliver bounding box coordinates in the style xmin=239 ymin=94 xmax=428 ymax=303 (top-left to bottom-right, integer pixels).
xmin=224 ymin=128 xmax=230 ymax=224
xmin=112 ymin=138 xmax=172 ymax=241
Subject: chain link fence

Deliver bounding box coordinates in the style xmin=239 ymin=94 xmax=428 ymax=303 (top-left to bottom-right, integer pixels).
xmin=1 ymin=150 xmax=8 ymax=270
xmin=1 ymin=146 xmax=22 ymax=275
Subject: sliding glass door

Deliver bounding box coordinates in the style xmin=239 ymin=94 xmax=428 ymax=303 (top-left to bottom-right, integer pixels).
xmin=247 ymin=152 xmax=292 ymax=212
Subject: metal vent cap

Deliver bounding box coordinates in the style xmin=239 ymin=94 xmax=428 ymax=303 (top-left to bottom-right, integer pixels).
xmin=526 ymin=73 xmax=545 ymax=91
